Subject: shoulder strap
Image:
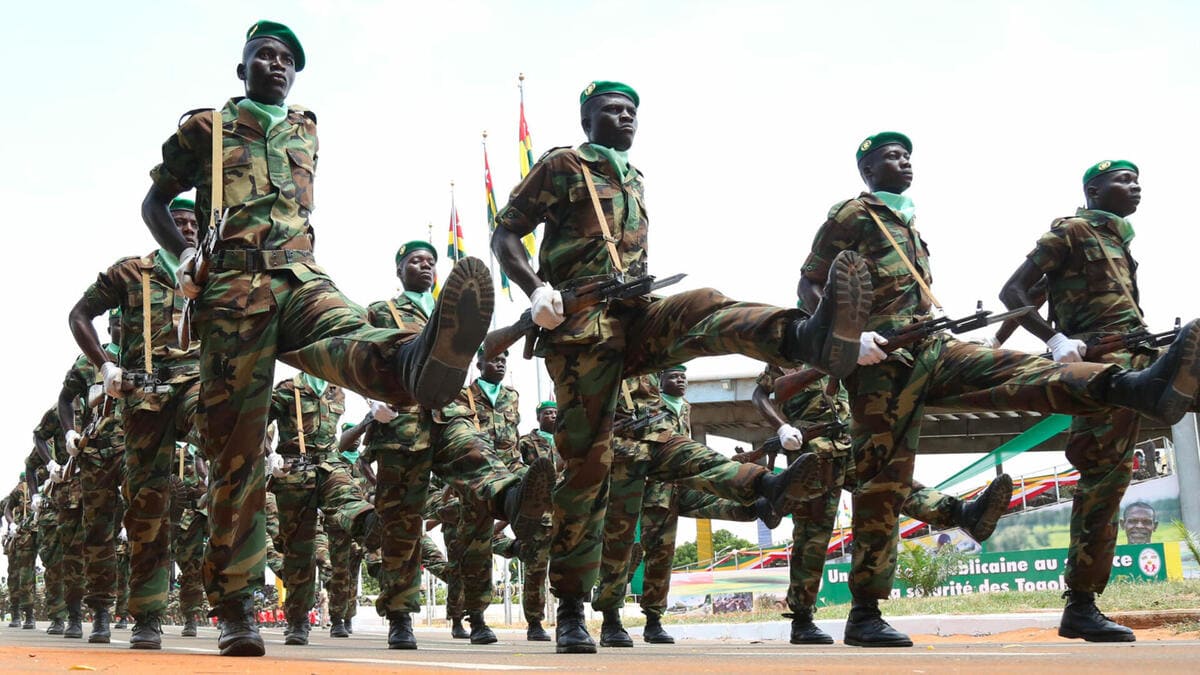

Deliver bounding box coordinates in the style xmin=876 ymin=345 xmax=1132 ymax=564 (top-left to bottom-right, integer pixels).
xmin=578 ymin=157 xmax=626 ymax=274
xmin=385 ymin=299 xmax=405 ymax=327
xmin=465 ymin=385 xmax=482 ymax=431
xmin=862 ymin=204 xmax=942 ymax=311
xmin=178 ymin=444 xmax=186 ymax=479
xmin=620 ymin=381 xmax=635 ymax=411
xmin=209 ymin=110 xmax=224 ymax=240
xmin=140 ymin=258 xmax=154 ymax=373
xmin=292 ymin=374 xmax=307 ymax=455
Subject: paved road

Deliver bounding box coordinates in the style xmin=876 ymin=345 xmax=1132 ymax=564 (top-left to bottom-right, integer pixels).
xmin=3 ymin=624 xmax=1196 ymax=673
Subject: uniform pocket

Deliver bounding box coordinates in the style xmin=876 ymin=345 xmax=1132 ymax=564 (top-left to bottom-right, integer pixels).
xmin=287 ymin=148 xmax=315 ymax=211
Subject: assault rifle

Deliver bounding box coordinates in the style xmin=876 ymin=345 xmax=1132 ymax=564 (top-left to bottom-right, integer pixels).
xmin=875 ymin=302 xmax=1036 ymax=355
xmin=612 ymin=410 xmax=670 ymax=436
xmin=771 ymin=367 xmax=829 ymax=407
xmin=1046 ymin=318 xmax=1181 ymax=362
xmin=122 ymin=371 xmax=173 ymax=395
xmin=481 ymin=273 xmax=687 ymax=361
xmin=733 ymin=420 xmax=846 ymax=470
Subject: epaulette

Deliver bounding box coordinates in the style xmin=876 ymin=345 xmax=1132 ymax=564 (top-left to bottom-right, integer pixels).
xmin=289 ymin=105 xmax=317 ymax=124
xmin=827 ymin=199 xmax=853 ymax=220
xmin=178 ymin=107 xmax=215 ymax=128
xmin=539 ymin=146 xmax=571 ymax=162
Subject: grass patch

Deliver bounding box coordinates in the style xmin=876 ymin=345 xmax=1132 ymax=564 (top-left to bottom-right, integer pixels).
xmin=1164 ymin=619 xmax=1200 ymax=634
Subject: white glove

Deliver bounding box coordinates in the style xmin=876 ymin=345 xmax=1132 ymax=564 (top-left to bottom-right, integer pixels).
xmin=530 ymin=283 xmax=565 ymax=330
xmin=1047 ymin=332 xmax=1087 ymax=363
xmin=177 ymin=247 xmax=203 ymax=300
xmin=369 ymin=400 xmax=398 ymax=423
xmin=118 ymin=527 xmax=127 ymax=542
xmin=972 ymin=335 xmax=999 ymax=349
xmin=47 ymin=459 xmax=63 ymax=482
xmin=858 ymin=331 xmax=889 ymax=365
xmin=65 ymin=430 xmax=82 ymax=457
xmin=777 ymin=424 xmax=805 ymax=451
xmin=101 ymin=362 xmax=125 ymax=398
xmin=6 ymin=523 xmax=15 ymax=536
xmin=267 ymin=452 xmax=287 ymax=479
xmin=31 ymin=494 xmax=42 ymax=512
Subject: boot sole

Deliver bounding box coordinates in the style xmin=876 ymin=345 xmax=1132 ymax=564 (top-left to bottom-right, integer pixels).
xmin=284 ymin=636 xmax=309 ymax=645
xmin=1156 ymin=319 xmax=1200 ymax=425
xmin=1058 ymin=626 xmax=1136 ymax=642
xmin=527 ymin=635 xmax=553 ymax=642
xmin=389 ymin=640 xmax=418 ymax=649
xmin=599 ymin=637 xmax=634 ymax=647
xmin=772 ymin=453 xmax=821 ymax=513
xmin=791 ymin=635 xmax=835 ymax=645
xmin=511 ymin=457 xmax=556 ymax=558
xmin=413 ymin=257 xmax=495 ymax=408
xmin=822 ymin=250 xmax=873 ymax=380
xmin=556 ymin=642 xmax=598 ymax=653
xmin=967 ymin=474 xmax=1014 ymax=542
xmin=644 ymin=636 xmax=675 ymax=644
xmin=88 ymin=634 xmax=111 ymax=644
xmin=220 ymin=640 xmax=266 ymax=656
xmin=129 ymin=640 xmax=162 ymax=650
xmin=844 ymin=636 xmax=913 ymax=647
xmin=471 ymin=636 xmax=499 ymax=645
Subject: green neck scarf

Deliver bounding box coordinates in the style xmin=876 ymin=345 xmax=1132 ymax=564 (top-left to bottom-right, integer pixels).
xmin=536 ymin=429 xmax=555 ymax=446
xmin=157 ymin=248 xmax=180 ymax=286
xmin=238 ymin=98 xmax=288 ymax=135
xmin=340 ymin=450 xmax=360 ymax=464
xmin=1090 ymin=209 xmax=1136 ymax=244
xmin=104 ymin=342 xmax=120 ymax=358
xmin=301 ymin=373 xmax=328 ymax=397
xmin=588 ymin=143 xmax=629 ymax=182
xmin=660 ymin=393 xmax=684 ymax=417
xmin=475 ymin=378 xmax=501 ymax=406
xmin=874 ymin=191 xmax=915 ymax=225
xmin=403 ymin=290 xmax=435 ymax=317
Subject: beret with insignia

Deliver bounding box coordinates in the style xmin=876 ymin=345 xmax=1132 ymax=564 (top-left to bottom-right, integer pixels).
xmin=246 ymin=20 xmax=305 ymax=72
xmin=1083 ymin=159 xmax=1138 ymax=185
xmin=536 ymin=400 xmax=557 ymax=413
xmin=580 ymin=80 xmax=639 ymax=108
xmin=168 ymin=197 xmax=195 ymax=212
xmin=395 ymin=240 xmax=438 ymax=267
xmin=856 ymin=131 xmax=912 ymax=162
xmin=662 ymin=364 xmax=687 ymax=373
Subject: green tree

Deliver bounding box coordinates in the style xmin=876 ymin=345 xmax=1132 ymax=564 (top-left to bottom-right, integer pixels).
xmin=672 ymin=529 xmax=755 ymax=568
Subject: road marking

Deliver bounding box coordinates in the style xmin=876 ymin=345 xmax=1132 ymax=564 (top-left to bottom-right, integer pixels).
xmin=707 ymin=651 xmax=1062 ymax=657
xmin=327 ymin=657 xmax=554 ymax=670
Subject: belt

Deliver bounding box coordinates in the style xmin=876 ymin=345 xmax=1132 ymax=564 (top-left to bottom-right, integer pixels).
xmin=128 ymin=364 xmax=200 ymax=381
xmin=211 ymin=249 xmax=314 ymax=273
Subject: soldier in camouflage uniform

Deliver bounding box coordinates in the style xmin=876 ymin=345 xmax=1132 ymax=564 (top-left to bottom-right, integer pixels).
xmin=140 ymin=21 xmax=494 ymax=657
xmin=67 ymin=201 xmax=201 ymax=648
xmin=492 ymin=80 xmax=873 ymax=654
xmin=29 ymin=409 xmax=85 ymax=636
xmin=1000 ymin=160 xmax=1200 ymax=642
xmin=362 ymin=240 xmax=553 ymax=649
xmin=751 ymin=364 xmax=1011 ymax=644
xmin=326 ymin=423 xmax=369 ymax=638
xmin=428 ymin=485 xmax=469 ymax=639
xmin=114 ymin=523 xmax=130 ymax=629
xmin=513 ymin=400 xmax=561 ymax=641
xmin=170 ymin=443 xmax=208 ymax=636
xmin=799 ymin=132 xmax=1200 ymax=647
xmin=266 ymin=374 xmax=377 ymax=646
xmin=3 ymin=477 xmax=39 ymax=628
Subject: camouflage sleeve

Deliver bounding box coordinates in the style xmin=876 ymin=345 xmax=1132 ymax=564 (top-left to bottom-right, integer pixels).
xmin=365 ymin=300 xmax=388 ymax=328
xmin=149 ymin=111 xmax=211 ymax=196
xmin=33 ymin=408 xmax=60 ymax=442
xmin=61 ymin=355 xmax=92 ymax=403
xmin=754 ymin=365 xmax=783 ymax=394
xmin=494 ymin=150 xmax=570 ymax=237
xmin=81 ymin=258 xmax=135 ymax=317
xmin=802 ymin=200 xmax=863 ymax=284
xmin=1027 ymin=221 xmax=1072 ymax=274
xmin=268 ymin=383 xmax=287 ymax=425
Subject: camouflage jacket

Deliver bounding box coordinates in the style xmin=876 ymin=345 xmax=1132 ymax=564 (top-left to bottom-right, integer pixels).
xmin=365 ymin=292 xmax=427 ymax=413
xmin=644 ymin=395 xmax=691 ymax=511
xmin=269 ymin=376 xmax=346 ymax=455
xmin=172 ymin=443 xmax=207 ymax=525
xmin=30 ymin=409 xmax=82 ymax=510
xmin=4 ymin=482 xmax=35 ymax=529
xmin=495 ymin=144 xmax=648 ymax=346
xmin=803 ymin=192 xmax=934 ymax=337
xmin=151 ymin=97 xmax=319 ymax=262
xmin=1027 ymin=208 xmax=1145 ymax=339
xmin=518 ymin=429 xmax=560 ymax=474
xmin=613 ymin=374 xmax=677 ymax=444
xmin=433 ymin=380 xmax=521 ymax=470
xmin=82 ymin=249 xmax=201 ymax=379
xmin=755 ymin=365 xmax=851 ymax=457
xmin=61 ymin=352 xmax=124 ymax=450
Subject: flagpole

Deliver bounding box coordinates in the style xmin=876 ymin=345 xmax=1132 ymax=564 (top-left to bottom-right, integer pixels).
xmin=518 ymin=72 xmax=546 ymax=404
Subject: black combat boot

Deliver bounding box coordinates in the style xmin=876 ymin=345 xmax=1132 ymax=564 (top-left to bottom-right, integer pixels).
xmin=467 ymin=611 xmax=497 ymax=645
xmin=555 ymin=596 xmax=597 ymax=654
xmin=1103 ymin=319 xmax=1200 ymax=424
xmin=284 ymin=615 xmax=311 ymax=646
xmin=757 ymin=452 xmax=819 ymax=514
xmin=526 ymin=619 xmax=551 ymax=642
xmin=598 ymin=609 xmax=633 ymax=647
xmin=215 ymin=597 xmax=265 ymax=657
xmin=394 ymin=257 xmax=494 ymax=408
xmin=345 ymin=616 xmax=353 ymax=634
xmin=7 ymin=603 xmax=18 ymax=627
xmin=502 ymin=457 xmax=555 ymax=562
xmin=755 ymin=496 xmax=784 ymax=529
xmin=954 ymin=474 xmax=1013 ymax=541
xmin=22 ymin=606 xmax=35 ymax=630
xmin=843 ymin=597 xmax=912 ymax=647
xmin=781 ymin=250 xmax=873 ymax=379
xmin=1058 ymin=590 xmax=1135 ymax=642
xmin=113 ymin=614 xmax=128 ymax=629
xmin=181 ymin=613 xmax=198 ymax=637
xmin=450 ymin=616 xmax=470 ymax=639
xmin=129 ymin=614 xmax=163 ymax=650
xmin=786 ymin=607 xmax=833 ymax=645
xmin=642 ymin=611 xmax=675 ymax=644
xmin=46 ymin=616 xmax=65 ymax=635
xmin=387 ymin=612 xmax=417 ymax=649
xmin=88 ymin=607 xmax=111 ymax=644
xmin=330 ymin=617 xmax=350 ymax=638
xmin=64 ymin=600 xmax=84 ymax=638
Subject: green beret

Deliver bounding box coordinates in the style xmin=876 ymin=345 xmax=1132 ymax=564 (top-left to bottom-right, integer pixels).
xmin=168 ymin=197 xmax=195 ymax=212
xmin=536 ymin=401 xmax=557 ymax=413
xmin=580 ymin=80 xmax=639 ymax=108
xmin=395 ymin=240 xmax=437 ymax=267
xmin=1083 ymin=159 xmax=1138 ymax=185
xmin=663 ymin=364 xmax=687 ymax=373
xmin=246 ymin=20 xmax=305 ymax=72
xmin=856 ymin=131 xmax=912 ymax=162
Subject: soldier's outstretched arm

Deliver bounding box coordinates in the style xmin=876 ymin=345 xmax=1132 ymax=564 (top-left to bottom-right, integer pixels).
xmin=751 ymin=383 xmax=788 ymax=430
xmin=141 ymin=184 xmax=189 ymax=257
xmin=68 ymin=297 xmax=109 ymax=373
xmin=999 ymin=259 xmax=1056 ymax=343
xmin=491 ymin=228 xmax=541 ymax=297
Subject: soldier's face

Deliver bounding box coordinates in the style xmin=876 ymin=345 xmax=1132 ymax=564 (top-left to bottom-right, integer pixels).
xmin=1121 ymin=505 xmax=1157 ymax=544
xmin=538 ymin=408 xmax=558 ymax=432
xmin=860 ymin=144 xmax=913 ymax=193
xmin=399 ymin=250 xmax=436 ymax=293
xmin=171 ymin=209 xmax=199 ymax=248
xmin=661 ymin=371 xmax=687 ymax=396
xmin=479 ymin=353 xmax=507 ymax=383
xmin=238 ymin=38 xmax=296 ymax=106
xmin=1088 ymin=170 xmax=1141 ymax=218
xmin=582 ymin=94 xmax=638 ymax=151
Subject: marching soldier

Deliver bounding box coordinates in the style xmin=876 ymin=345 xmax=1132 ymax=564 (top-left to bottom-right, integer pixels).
xmin=171 ymin=443 xmax=209 ymax=636
xmin=29 ymin=409 xmax=84 ymax=636
xmin=327 ymin=422 xmax=371 ymax=638
xmin=140 ymin=21 xmax=494 ymax=656
xmin=798 ymin=131 xmax=1200 ymax=646
xmin=3 ymin=475 xmax=38 ymax=629
xmin=492 ymin=79 xmax=874 ymax=653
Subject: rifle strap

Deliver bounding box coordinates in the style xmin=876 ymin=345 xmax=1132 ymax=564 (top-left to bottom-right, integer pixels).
xmin=862 ymin=204 xmax=942 ymax=311
xmin=210 ymin=110 xmax=224 ymax=235
xmin=579 ymin=160 xmax=626 ymax=274
xmin=466 ymin=385 xmax=482 ymax=431
xmin=292 ymin=374 xmax=307 ymax=455
xmin=141 ymin=260 xmax=153 ymax=374
xmin=385 ymin=299 xmax=405 ymax=327
xmin=620 ymin=381 xmax=635 ymax=411
xmin=178 ymin=444 xmax=186 ymax=479
xmin=1086 ymin=228 xmax=1144 ymax=320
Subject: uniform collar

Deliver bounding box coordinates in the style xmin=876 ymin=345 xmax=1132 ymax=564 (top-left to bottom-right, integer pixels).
xmin=1078 ymin=208 xmax=1135 ymax=244
xmin=576 ymin=143 xmax=639 ymax=186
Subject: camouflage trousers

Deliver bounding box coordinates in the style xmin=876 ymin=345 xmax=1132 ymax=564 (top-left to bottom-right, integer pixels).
xmin=122 ymin=379 xmax=198 ymax=618
xmin=115 ymin=542 xmax=130 ymax=618
xmin=327 ymin=522 xmax=363 ymax=621
xmin=374 ymin=418 xmax=514 ymax=616
xmin=493 ymin=532 xmax=551 ymax=623
xmin=845 ymin=336 xmax=1116 ymax=599
xmin=6 ymin=529 xmax=38 ymax=608
xmin=194 ymin=267 xmax=422 ymax=608
xmin=592 ymin=434 xmax=765 ymax=611
xmin=270 ymin=458 xmax=373 ymax=621
xmin=264 ymin=489 xmax=284 ymax=575
xmin=37 ymin=503 xmax=68 ymax=619
xmin=422 ymin=534 xmax=450 ymax=584
xmin=441 ymin=516 xmax=466 ymax=620
xmin=58 ymin=504 xmax=86 ymax=608
xmin=546 ymin=289 xmax=804 ymax=597
xmin=79 ymin=441 xmax=124 ymax=611
xmin=173 ymin=511 xmax=207 ymax=615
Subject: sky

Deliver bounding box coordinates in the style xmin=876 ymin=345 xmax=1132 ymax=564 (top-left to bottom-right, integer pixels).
xmin=2 ymin=0 xmax=1199 ymax=562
